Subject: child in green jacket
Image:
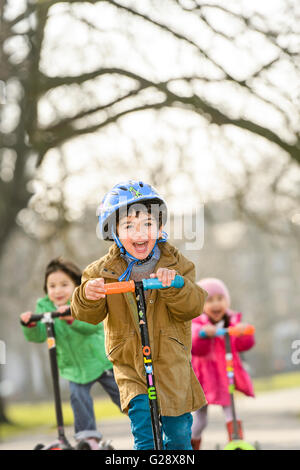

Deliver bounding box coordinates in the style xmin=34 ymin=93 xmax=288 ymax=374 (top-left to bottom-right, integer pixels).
xmin=20 ymin=257 xmax=121 ymax=449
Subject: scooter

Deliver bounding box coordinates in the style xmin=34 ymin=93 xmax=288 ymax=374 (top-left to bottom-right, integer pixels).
xmin=20 ymin=309 xmax=113 ymax=450
xmin=103 ymin=274 xmax=185 ymax=450
xmin=199 ymin=324 xmax=259 ymax=450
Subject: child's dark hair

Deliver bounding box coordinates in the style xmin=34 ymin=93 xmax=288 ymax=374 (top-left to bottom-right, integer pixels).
xmin=44 ymin=257 xmax=82 ymax=294
xmin=116 ymin=199 xmax=164 ymax=229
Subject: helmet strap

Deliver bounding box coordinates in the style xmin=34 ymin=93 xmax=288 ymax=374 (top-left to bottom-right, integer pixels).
xmin=111 ymin=228 xmax=168 ymax=281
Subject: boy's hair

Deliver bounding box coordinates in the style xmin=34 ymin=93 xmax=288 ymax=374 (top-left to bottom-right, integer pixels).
xmin=43 ymin=257 xmax=82 ymax=293
xmin=116 ymin=199 xmax=164 ymax=230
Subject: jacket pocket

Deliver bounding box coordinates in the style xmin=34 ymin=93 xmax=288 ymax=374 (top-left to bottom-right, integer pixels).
xmin=156 ymin=330 xmax=191 ymax=408
xmin=107 ymin=339 xmax=126 ymax=360
xmin=106 ymin=330 xmax=136 ymax=364
xmin=168 ymin=336 xmax=187 ymax=350
xmin=156 ymin=329 xmax=187 ymax=361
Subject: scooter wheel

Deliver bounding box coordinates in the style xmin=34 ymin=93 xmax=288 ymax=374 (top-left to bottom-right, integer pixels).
xmin=33 ymin=443 xmax=45 ymax=450
xmin=98 ymin=440 xmax=114 ymax=450
xmin=223 ymin=439 xmax=256 ymax=450
xmin=76 ymin=440 xmax=92 ymax=450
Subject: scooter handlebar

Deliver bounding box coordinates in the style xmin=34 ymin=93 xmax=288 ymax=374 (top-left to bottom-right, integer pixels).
xmin=104 ymin=275 xmax=184 ymax=294
xmin=143 ymin=275 xmax=184 ymax=291
xmin=104 ymin=280 xmax=136 ymax=295
xmin=199 ymin=324 xmax=255 ymax=338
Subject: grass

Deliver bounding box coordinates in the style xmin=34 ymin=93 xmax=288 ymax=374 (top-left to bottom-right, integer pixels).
xmin=253 ymin=371 xmax=300 ymax=393
xmin=0 ymin=397 xmax=124 ymax=440
xmin=1 ymin=371 xmax=300 ymax=440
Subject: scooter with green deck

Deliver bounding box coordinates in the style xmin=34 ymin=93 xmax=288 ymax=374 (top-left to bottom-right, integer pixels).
xmin=199 ymin=324 xmax=260 ymax=450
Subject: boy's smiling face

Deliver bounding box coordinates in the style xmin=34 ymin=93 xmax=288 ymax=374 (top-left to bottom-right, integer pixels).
xmin=117 ymin=210 xmax=162 ymax=260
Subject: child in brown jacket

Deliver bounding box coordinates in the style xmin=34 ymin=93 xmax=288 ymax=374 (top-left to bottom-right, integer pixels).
xmin=71 ymin=180 xmax=207 ymax=450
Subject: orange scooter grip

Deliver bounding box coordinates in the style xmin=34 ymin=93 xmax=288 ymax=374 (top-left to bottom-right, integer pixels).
xmin=228 ymin=324 xmax=255 ymax=336
xmin=243 ymin=324 xmax=255 ymax=335
xmin=104 ymin=280 xmax=135 ymax=294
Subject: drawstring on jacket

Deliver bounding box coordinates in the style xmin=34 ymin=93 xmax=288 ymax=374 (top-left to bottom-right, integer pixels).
xmin=111 ymin=229 xmax=168 ymax=281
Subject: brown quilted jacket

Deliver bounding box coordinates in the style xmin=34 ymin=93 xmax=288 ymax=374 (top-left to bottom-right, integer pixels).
xmin=71 ymin=241 xmax=207 ymax=415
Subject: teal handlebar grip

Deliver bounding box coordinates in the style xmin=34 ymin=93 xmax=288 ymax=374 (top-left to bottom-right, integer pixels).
xmin=142 ymin=275 xmax=184 ymax=291
xmin=199 ymin=328 xmax=226 ymax=338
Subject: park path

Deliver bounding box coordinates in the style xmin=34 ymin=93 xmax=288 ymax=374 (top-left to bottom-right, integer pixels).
xmin=0 ymin=387 xmax=299 ymax=450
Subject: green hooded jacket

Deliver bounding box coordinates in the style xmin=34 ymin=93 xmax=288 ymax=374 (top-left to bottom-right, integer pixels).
xmin=21 ymin=295 xmax=113 ymax=384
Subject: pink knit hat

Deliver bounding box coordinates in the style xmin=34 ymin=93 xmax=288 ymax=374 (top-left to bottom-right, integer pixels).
xmin=197 ymin=277 xmax=231 ymax=306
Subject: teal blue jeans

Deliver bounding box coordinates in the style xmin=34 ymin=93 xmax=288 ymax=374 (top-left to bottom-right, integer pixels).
xmin=128 ymin=394 xmax=193 ymax=450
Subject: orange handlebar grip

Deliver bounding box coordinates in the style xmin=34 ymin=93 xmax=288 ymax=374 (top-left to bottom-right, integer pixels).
xmin=228 ymin=326 xmax=237 ymax=336
xmin=243 ymin=325 xmax=255 ymax=335
xmin=104 ymin=280 xmax=135 ymax=295
xmin=228 ymin=324 xmax=255 ymax=336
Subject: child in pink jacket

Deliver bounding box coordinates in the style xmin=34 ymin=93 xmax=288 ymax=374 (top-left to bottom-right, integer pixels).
xmin=191 ymin=278 xmax=255 ymax=450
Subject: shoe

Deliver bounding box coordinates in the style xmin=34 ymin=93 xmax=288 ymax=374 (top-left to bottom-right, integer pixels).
xmin=191 ymin=438 xmax=201 ymax=450
xmin=226 ymin=420 xmax=243 ymax=441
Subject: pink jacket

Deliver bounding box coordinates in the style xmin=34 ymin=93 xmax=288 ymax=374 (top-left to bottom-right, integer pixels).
xmin=191 ymin=311 xmax=255 ymax=406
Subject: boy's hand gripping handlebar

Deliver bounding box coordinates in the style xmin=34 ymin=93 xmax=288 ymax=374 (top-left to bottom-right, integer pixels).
xmin=199 ymin=324 xmax=255 ymax=338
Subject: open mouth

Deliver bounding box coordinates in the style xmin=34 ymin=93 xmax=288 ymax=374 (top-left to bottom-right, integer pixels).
xmin=132 ymin=241 xmax=149 ymax=254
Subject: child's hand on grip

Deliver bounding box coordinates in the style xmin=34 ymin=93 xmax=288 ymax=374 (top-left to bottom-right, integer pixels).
xmin=20 ymin=311 xmax=35 ymax=326
xmin=84 ymin=278 xmax=106 ymax=300
xmin=57 ymin=305 xmax=74 ymax=322
xmin=202 ymin=324 xmax=217 ymax=338
xmin=233 ymin=323 xmax=249 ymax=336
xmin=150 ymin=268 xmax=177 ymax=287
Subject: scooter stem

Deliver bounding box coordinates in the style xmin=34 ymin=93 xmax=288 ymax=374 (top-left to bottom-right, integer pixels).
xmin=224 ymin=332 xmax=239 ymax=440
xmin=134 ymin=281 xmax=163 ymax=451
xmin=45 ymin=319 xmax=70 ymax=446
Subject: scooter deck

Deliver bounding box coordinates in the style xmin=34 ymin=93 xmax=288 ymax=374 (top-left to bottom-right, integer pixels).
xmin=223 ymin=439 xmax=256 ymax=450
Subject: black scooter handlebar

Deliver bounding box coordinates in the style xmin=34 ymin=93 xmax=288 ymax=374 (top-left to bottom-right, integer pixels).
xmin=20 ymin=308 xmax=71 ymax=326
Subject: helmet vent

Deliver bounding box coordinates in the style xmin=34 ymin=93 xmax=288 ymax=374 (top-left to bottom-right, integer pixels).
xmin=119 ymin=186 xmax=128 ymax=191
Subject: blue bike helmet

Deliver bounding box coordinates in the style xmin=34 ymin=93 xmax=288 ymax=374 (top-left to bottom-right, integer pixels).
xmin=98 ymin=180 xmax=168 ymax=241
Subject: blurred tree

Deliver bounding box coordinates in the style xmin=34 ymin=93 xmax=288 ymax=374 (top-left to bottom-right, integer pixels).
xmin=32 ymin=0 xmax=300 ymax=160
xmin=0 ymin=0 xmax=44 ymax=260
xmin=1 ymin=0 xmax=299 ymax=253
